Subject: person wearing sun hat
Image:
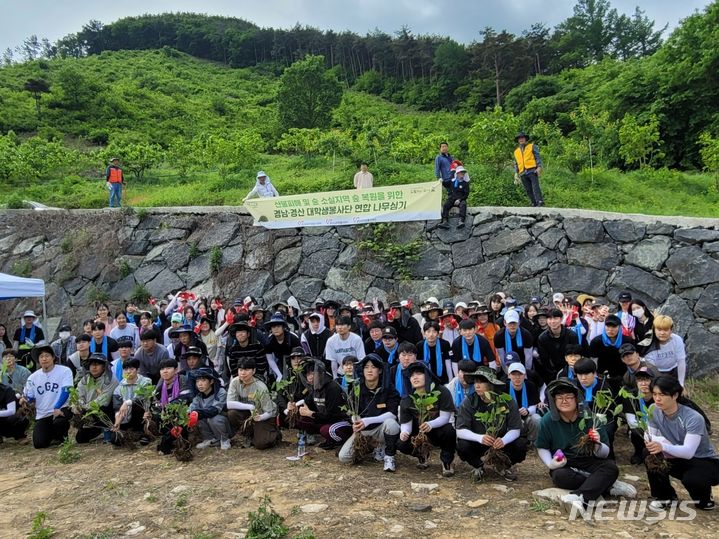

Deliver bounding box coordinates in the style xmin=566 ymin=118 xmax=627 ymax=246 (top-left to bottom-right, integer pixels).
xmin=513 ymin=131 xmax=544 ymax=207
xmin=456 ymin=366 xmax=526 ymax=482
xmin=243 ymin=170 xmax=279 ymax=202
xmin=74 ymin=353 xmax=118 ymax=443
xmin=190 ymin=366 xmax=232 ymax=450
xmin=13 ymin=310 xmax=46 ymax=353
xmin=264 ymin=312 xmax=300 ymax=383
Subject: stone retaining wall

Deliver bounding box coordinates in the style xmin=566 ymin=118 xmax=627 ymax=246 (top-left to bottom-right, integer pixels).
xmin=1 ymin=206 xmax=719 ymax=375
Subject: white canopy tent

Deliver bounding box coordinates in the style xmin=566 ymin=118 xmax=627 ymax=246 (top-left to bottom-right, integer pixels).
xmin=0 ymin=272 xmax=47 ymax=341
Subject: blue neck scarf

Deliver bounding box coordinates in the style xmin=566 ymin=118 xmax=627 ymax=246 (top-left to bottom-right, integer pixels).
xmin=462 ymin=336 xmax=480 ymax=362
xmin=374 ymin=340 xmax=381 ymax=349
xmin=505 ymin=327 xmax=523 ymax=354
xmin=583 ymin=378 xmax=599 ymax=403
xmin=574 ymin=323 xmax=583 ymax=345
xmin=423 ymin=340 xmax=443 ymax=378
xmin=601 ymin=327 xmax=623 ymax=349
xmin=385 ymin=344 xmax=398 ymax=365
xmin=509 ymin=382 xmax=528 ymax=409
xmin=341 ymin=376 xmax=348 ymax=391
xmin=395 ymin=366 xmax=407 ymax=397
xmin=453 ymin=178 xmax=459 ymax=188
xmin=114 ymin=360 xmax=123 ymax=381
xmin=454 ymin=379 xmax=469 ymax=408
xmin=568 ymin=367 xmax=575 ymax=380
xmin=639 ymin=396 xmax=648 ymax=417
xmin=20 ymin=325 xmax=37 ymax=343
xmin=90 ymin=336 xmax=108 ymax=359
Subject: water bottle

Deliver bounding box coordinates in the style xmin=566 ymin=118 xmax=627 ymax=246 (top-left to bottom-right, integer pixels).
xmin=297 ymin=432 xmax=306 ymax=458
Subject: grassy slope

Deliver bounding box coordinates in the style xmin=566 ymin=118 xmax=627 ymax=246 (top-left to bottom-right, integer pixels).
xmin=1 ymin=50 xmax=717 ymax=216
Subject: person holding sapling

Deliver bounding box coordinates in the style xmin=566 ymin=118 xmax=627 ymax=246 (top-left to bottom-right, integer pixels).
xmin=618 ymin=366 xmax=656 ymax=465
xmin=147 ymin=358 xmax=193 ymax=455
xmin=572 ymin=357 xmax=619 ymax=459
xmin=111 ymin=358 xmax=153 ymax=446
xmin=337 ymin=354 xmax=401 ymax=472
xmin=456 ymin=367 xmax=526 ymax=482
xmin=226 ymin=358 xmax=280 ymax=450
xmin=397 ymin=362 xmax=456 ymax=477
xmin=276 ymin=348 xmax=310 ymax=429
xmin=296 ymin=358 xmax=350 ymax=450
xmin=189 ymin=367 xmax=232 ymax=451
xmin=74 ymin=353 xmax=118 ymax=444
xmin=644 ymin=376 xmax=719 ymax=511
xmin=535 ymin=379 xmax=636 ymax=512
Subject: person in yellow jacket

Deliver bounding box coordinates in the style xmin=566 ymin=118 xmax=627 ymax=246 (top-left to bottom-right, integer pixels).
xmin=513 ymin=133 xmax=544 ymax=207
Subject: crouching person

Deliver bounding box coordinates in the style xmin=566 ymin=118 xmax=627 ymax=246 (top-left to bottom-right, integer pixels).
xmin=397 ymin=362 xmax=456 ymax=477
xmin=20 ymin=345 xmax=74 ymax=448
xmin=456 ymin=367 xmax=527 ymax=482
xmin=297 ymin=358 xmax=351 ymax=450
xmin=112 ymin=358 xmax=152 ymax=445
xmin=338 ymin=354 xmax=401 ymax=472
xmin=226 ymin=358 xmax=280 ymax=449
xmin=536 ymin=379 xmax=635 ymax=511
xmin=505 ymin=362 xmax=542 ymax=444
xmin=644 ymin=376 xmax=719 ymax=511
xmin=148 ymin=358 xmax=193 ymax=455
xmin=190 ymin=367 xmax=233 ymax=450
xmin=75 ymin=353 xmax=118 ymax=443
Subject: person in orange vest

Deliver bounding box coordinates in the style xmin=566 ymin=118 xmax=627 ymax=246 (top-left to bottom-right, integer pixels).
xmin=105 ymin=157 xmax=125 ymax=208
xmin=513 ymin=132 xmax=544 ymax=207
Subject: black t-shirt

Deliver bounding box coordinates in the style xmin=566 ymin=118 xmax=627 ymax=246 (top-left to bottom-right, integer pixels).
xmin=589 ymin=335 xmax=635 ymax=379
xmin=415 ymin=339 xmax=453 ymax=384
xmin=503 ymin=380 xmax=540 ymax=408
xmin=358 ymin=383 xmax=400 ymax=420
xmin=456 ymin=392 xmax=523 ymax=437
xmin=493 ymin=327 xmax=534 ymax=357
xmin=399 ymin=384 xmax=455 ymax=425
xmin=265 ymin=332 xmax=301 ymax=371
xmin=89 ymin=336 xmax=119 ymax=356
xmin=13 ymin=325 xmax=45 ymax=345
xmin=451 ymin=334 xmax=494 ymax=366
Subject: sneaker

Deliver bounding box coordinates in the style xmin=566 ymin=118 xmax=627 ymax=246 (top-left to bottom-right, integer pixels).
xmin=441 ymin=461 xmax=455 ymax=478
xmin=437 ymin=221 xmax=450 ymax=230
xmin=457 ymin=220 xmax=465 ymax=229
xmin=196 ymin=439 xmax=218 ymax=449
xmin=220 ymin=438 xmax=231 ymax=451
xmin=649 ymin=500 xmax=674 ymax=511
xmin=318 ymin=439 xmax=339 ymax=451
xmin=139 ymin=436 xmax=150 ymax=446
xmin=630 ymin=454 xmax=643 ymax=465
xmin=696 ymin=499 xmax=715 ymax=511
xmin=498 ymin=467 xmax=518 ymax=482
xmin=471 ymin=467 xmax=485 ymax=482
xmin=383 ymin=455 xmax=396 ymax=473
xmin=416 ymin=455 xmax=430 ymax=470
xmin=373 ymin=446 xmax=386 ymax=462
xmin=610 ymin=480 xmax=637 ymax=499
xmin=560 ymin=493 xmax=584 ymax=514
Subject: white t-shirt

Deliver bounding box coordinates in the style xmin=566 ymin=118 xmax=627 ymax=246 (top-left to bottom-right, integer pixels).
xmin=325 ymin=332 xmax=366 ymax=365
xmin=24 ymin=364 xmax=74 ymax=420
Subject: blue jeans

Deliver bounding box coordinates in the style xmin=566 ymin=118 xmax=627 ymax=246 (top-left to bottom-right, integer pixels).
xmin=109 ymin=183 xmax=122 ymax=207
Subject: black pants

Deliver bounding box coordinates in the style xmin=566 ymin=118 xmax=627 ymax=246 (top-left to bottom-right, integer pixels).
xmin=646 ymin=457 xmax=719 ymax=506
xmin=76 ymin=403 xmax=115 ymax=444
xmin=630 ymin=429 xmax=645 ymax=457
xmin=397 ymin=423 xmax=456 ymax=465
xmin=442 ymin=196 xmax=467 ymax=221
xmin=456 ymin=436 xmax=528 ymax=469
xmin=0 ymin=415 xmax=29 ymax=439
xmin=549 ymin=456 xmax=618 ymax=502
xmin=521 ymin=171 xmax=544 ymax=206
xmin=32 ymin=413 xmax=71 ymax=448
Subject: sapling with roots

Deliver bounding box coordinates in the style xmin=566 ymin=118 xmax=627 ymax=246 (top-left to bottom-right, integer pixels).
xmin=341 ymin=379 xmax=374 ymax=462
xmin=574 ymin=388 xmax=622 ymax=456
xmin=273 ymin=366 xmax=303 ymax=429
xmin=473 ymin=391 xmax=514 ymax=472
xmin=618 ymin=386 xmax=668 ymax=473
xmin=160 ymin=401 xmax=196 ymax=462
xmin=133 ymin=382 xmax=159 ymax=438
xmin=409 ymin=384 xmax=441 ymax=463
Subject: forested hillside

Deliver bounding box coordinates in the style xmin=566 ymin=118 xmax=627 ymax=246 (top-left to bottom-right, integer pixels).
xmin=0 ymin=1 xmax=718 ymax=214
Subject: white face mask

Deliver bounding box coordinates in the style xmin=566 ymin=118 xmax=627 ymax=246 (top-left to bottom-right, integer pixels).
xmin=59 ymin=331 xmax=71 ymax=340
xmin=631 ymin=308 xmax=644 ymax=319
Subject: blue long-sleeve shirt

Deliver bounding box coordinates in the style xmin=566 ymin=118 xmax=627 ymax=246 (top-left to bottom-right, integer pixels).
xmin=435 ymin=153 xmax=455 ymax=180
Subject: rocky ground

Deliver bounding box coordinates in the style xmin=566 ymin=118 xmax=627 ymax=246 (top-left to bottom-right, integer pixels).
xmin=2 ymin=419 xmax=718 ymax=539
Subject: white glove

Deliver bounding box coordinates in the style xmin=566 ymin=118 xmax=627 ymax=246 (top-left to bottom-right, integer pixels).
xmin=513 ymin=173 xmax=520 ymax=185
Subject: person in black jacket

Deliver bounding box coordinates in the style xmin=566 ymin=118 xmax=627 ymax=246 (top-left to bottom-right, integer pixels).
xmin=438 ymin=165 xmax=470 ymax=229
xmin=337 ymin=354 xmax=401 ymax=472
xmin=397 ymin=362 xmax=457 ymax=476
xmin=387 ymin=302 xmax=423 ymax=345
xmin=297 ymin=358 xmax=350 ymax=449
xmin=300 ymin=312 xmax=332 ymax=363
xmin=535 ymin=308 xmax=579 ymax=385
xmin=169 ymin=326 xmax=208 ymax=370
xmin=588 ymin=315 xmax=634 ymax=390
xmin=416 ymin=321 xmax=453 ymax=384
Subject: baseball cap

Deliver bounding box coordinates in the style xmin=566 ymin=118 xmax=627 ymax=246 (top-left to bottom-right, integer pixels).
xmin=507 ymin=362 xmax=526 ymax=375
xmin=552 ymin=293 xmax=565 ymax=303
xmin=170 ymin=313 xmax=183 ymax=323
xmin=504 ymin=310 xmax=520 ymax=325
xmin=382 ymin=326 xmax=398 ymax=339
xmin=619 ymin=343 xmax=637 ymax=356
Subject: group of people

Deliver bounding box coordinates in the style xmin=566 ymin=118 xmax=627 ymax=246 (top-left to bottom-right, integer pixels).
xmin=1 ymin=288 xmax=716 ymax=512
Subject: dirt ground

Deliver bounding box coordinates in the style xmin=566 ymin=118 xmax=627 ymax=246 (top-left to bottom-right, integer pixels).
xmin=2 ymin=419 xmax=718 ymax=539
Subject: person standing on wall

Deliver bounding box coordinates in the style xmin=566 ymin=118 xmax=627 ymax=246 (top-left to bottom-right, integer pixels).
xmin=513 ymin=132 xmax=544 ymax=207
xmin=434 ymin=141 xmax=455 ymax=192
xmin=105 ymin=157 xmax=125 ymax=208
xmin=353 ymin=163 xmax=374 ymax=189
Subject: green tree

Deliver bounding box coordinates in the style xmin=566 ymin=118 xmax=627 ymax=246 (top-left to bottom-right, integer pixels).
xmin=618 ymin=113 xmax=663 ymax=168
xmin=277 ymin=55 xmax=343 ymax=130
xmin=23 ymin=78 xmax=50 ymax=119
xmin=468 ymin=107 xmax=520 ymax=173
xmin=53 ymin=65 xmax=99 ymax=110
xmin=698 ymin=132 xmax=719 ymax=191
xmin=103 ymin=135 xmax=163 ymax=181
xmin=195 ymin=131 xmax=264 ymax=180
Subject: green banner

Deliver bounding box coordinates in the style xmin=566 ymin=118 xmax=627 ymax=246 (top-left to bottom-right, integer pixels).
xmin=244 ymin=182 xmax=442 ymax=229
